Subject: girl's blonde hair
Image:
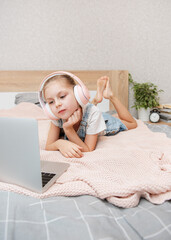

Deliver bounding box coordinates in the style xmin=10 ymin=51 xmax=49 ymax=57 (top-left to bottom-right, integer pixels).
xmin=43 ymin=74 xmax=76 ymax=90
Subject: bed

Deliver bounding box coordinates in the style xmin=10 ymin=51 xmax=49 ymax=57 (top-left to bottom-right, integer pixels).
xmin=0 ymin=70 xmax=171 ymax=240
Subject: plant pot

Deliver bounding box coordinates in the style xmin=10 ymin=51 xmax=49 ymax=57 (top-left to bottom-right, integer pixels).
xmin=138 ymin=108 xmax=150 ymax=121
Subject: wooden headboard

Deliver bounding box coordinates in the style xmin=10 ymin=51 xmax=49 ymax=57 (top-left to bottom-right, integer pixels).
xmin=0 ymin=70 xmax=128 ymax=110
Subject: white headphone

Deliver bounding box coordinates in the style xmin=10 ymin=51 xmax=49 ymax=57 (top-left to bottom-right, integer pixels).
xmin=38 ymin=71 xmax=90 ymax=120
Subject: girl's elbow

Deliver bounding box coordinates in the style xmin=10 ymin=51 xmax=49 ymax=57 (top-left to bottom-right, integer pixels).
xmin=45 ymin=145 xmax=50 ymax=151
xmin=85 ymin=149 xmax=93 ymax=153
xmin=85 ymin=145 xmax=96 ymax=152
xmin=82 ymin=146 xmax=93 ymax=153
xmin=45 ymin=143 xmax=54 ymax=151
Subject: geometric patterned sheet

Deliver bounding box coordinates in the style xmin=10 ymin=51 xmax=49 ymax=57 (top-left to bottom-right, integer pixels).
xmin=0 ymin=192 xmax=171 ymax=240
xmin=0 ymin=124 xmax=171 ymax=240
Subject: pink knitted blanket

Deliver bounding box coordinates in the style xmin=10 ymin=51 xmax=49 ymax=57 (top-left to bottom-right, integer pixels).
xmin=0 ymin=103 xmax=171 ymax=208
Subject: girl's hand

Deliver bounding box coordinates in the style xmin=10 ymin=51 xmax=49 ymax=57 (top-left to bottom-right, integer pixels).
xmin=63 ymin=108 xmax=82 ymax=129
xmin=57 ymin=139 xmax=83 ymax=158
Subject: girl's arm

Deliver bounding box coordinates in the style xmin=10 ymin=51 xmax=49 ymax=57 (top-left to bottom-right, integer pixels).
xmin=64 ymin=126 xmax=98 ymax=152
xmin=45 ymin=122 xmax=83 ymax=158
xmin=45 ymin=122 xmax=60 ymax=151
xmin=63 ymin=108 xmax=98 ymax=152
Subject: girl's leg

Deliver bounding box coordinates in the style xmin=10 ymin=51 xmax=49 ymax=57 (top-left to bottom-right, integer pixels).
xmin=92 ymin=76 xmax=137 ymax=130
xmin=91 ymin=76 xmax=107 ymax=105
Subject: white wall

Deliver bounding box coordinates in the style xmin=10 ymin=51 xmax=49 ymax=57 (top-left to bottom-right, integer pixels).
xmin=0 ymin=0 xmax=171 ymax=116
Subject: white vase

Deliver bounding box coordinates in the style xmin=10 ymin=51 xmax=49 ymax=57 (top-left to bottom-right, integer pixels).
xmin=138 ymin=108 xmax=150 ymax=121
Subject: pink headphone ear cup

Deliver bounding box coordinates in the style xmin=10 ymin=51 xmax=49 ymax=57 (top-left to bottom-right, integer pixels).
xmin=74 ymin=85 xmax=89 ymax=107
xmin=45 ymin=103 xmax=59 ymax=120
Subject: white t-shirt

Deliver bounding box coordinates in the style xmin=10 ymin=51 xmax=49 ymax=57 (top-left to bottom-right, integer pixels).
xmin=52 ymin=104 xmax=106 ymax=135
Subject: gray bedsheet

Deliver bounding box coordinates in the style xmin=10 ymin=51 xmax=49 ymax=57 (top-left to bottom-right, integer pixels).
xmin=0 ymin=124 xmax=171 ymax=240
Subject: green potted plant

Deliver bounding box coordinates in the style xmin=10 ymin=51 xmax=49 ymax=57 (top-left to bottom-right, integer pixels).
xmin=129 ymin=73 xmax=163 ymax=121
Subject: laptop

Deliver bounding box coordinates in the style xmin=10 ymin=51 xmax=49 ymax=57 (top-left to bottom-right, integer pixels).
xmin=0 ymin=117 xmax=70 ymax=193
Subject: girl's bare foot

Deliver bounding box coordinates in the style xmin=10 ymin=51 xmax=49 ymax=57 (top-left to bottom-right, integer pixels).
xmin=91 ymin=76 xmax=108 ymax=105
xmin=103 ymin=78 xmax=113 ymax=100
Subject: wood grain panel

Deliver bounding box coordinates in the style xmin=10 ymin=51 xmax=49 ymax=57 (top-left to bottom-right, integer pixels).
xmin=110 ymin=70 xmax=128 ymax=110
xmin=0 ymin=70 xmax=128 ymax=109
xmin=0 ymin=70 xmax=112 ymax=92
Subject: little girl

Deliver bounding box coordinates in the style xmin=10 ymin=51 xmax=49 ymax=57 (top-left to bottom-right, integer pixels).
xmin=39 ymin=72 xmax=137 ymax=158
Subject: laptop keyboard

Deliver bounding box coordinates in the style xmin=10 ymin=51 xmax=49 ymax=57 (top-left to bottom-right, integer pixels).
xmin=41 ymin=172 xmax=56 ymax=187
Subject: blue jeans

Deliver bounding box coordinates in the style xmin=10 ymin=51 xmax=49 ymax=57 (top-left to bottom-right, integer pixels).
xmin=102 ymin=112 xmax=127 ymax=136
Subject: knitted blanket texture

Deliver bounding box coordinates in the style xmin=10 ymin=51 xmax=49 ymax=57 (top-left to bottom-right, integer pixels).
xmin=0 ymin=103 xmax=171 ymax=208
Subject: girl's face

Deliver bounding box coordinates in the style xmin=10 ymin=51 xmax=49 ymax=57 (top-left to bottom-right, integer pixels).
xmin=44 ymin=80 xmax=79 ymax=120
